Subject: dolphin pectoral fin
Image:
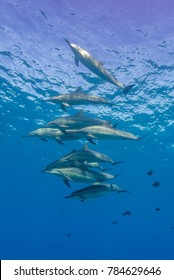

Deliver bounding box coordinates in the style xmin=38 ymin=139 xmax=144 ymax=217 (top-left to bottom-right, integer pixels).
xmin=87 ymin=139 xmax=97 ymax=145
xmin=123 ymin=84 xmax=135 ymax=95
xmin=75 ymin=56 xmax=79 ymax=67
xmin=75 ymin=86 xmax=82 ymax=93
xmin=58 ymin=127 xmax=69 ymax=134
xmin=55 ymin=138 xmax=64 ymax=145
xmin=60 ymin=103 xmax=69 ymax=111
xmin=63 ymin=179 xmax=71 ymax=188
xmin=86 ymin=135 xmax=97 ymax=145
xmin=77 ymin=195 xmax=85 ymax=202
xmin=40 ymin=137 xmax=48 ymax=142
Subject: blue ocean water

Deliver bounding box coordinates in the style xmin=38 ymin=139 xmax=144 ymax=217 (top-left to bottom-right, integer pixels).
xmin=0 ymin=0 xmax=174 ymax=260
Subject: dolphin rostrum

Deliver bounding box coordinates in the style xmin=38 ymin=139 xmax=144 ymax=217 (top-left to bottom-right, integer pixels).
xmin=65 ymin=39 xmax=134 ymax=94
xmin=65 ymin=182 xmax=129 ymax=202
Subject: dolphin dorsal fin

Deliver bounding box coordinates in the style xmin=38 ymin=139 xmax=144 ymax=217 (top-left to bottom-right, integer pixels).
xmin=75 ymin=56 xmax=79 ymax=67
xmin=99 ymin=61 xmax=105 ymax=66
xmin=83 ymin=142 xmax=88 ymax=151
xmin=110 ymin=184 xmax=115 ymax=192
xmin=75 ymin=110 xmax=84 ymax=117
xmin=75 ymin=86 xmax=82 ymax=93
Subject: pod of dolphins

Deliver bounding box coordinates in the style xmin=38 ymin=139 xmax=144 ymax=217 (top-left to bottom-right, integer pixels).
xmin=25 ymin=40 xmax=141 ymax=202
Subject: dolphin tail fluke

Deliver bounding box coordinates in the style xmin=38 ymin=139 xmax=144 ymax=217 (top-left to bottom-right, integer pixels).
xmin=65 ymin=195 xmax=71 ymax=199
xmin=119 ymin=190 xmax=131 ymax=194
xmin=40 ymin=169 xmax=46 ymax=173
xmin=123 ymin=84 xmax=135 ymax=95
xmin=114 ymin=173 xmax=121 ymax=178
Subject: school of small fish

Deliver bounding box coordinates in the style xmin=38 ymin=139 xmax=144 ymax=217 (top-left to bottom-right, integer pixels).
xmin=25 ymin=40 xmax=144 ymax=202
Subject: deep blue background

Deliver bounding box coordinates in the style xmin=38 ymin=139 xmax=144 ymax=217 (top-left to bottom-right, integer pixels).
xmin=0 ymin=0 xmax=174 ymax=259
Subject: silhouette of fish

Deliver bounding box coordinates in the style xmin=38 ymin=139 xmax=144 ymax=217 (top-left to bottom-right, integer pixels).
xmin=147 ymin=170 xmax=154 ymax=176
xmin=122 ymin=211 xmax=132 ymax=216
xmin=152 ymin=181 xmax=160 ymax=187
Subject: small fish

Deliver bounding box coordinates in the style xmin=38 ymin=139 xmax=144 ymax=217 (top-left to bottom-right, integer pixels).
xmin=155 ymin=208 xmax=161 ymax=211
xmin=122 ymin=211 xmax=132 ymax=216
xmin=147 ymin=170 xmax=154 ymax=176
xmin=112 ymin=221 xmax=118 ymax=225
xmin=66 ymin=233 xmax=71 ymax=237
xmin=170 ymin=226 xmax=174 ymax=230
xmin=152 ymin=181 xmax=160 ymax=187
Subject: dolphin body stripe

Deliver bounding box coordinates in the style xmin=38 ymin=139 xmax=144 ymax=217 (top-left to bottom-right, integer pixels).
xmin=65 ymin=39 xmax=134 ymax=94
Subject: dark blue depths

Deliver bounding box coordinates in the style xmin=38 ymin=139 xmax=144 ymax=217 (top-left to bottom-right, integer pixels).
xmin=0 ymin=0 xmax=174 ymax=259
